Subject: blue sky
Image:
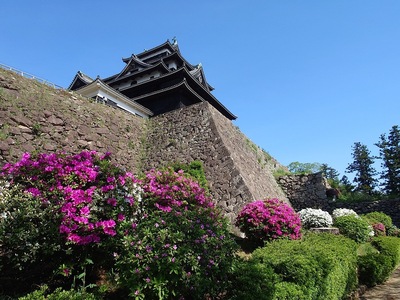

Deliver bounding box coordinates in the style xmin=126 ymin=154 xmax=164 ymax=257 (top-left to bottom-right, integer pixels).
xmin=1 ymin=1 xmax=400 ymax=181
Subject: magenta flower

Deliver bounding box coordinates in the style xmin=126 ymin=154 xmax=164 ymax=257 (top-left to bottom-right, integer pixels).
xmin=107 ymin=198 xmax=117 ymax=206
xmin=1 ymin=150 xmax=143 ymax=246
xmin=63 ymin=268 xmax=70 ymax=276
xmin=25 ymin=187 xmax=41 ymax=197
xmin=236 ymin=198 xmax=302 ymax=243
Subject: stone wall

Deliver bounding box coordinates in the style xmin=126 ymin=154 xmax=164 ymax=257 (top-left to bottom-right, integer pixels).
xmin=0 ymin=68 xmax=145 ymax=174
xmin=278 ymin=172 xmax=329 ymax=210
xmin=328 ymin=199 xmax=400 ymax=227
xmin=143 ymin=102 xmax=288 ymax=224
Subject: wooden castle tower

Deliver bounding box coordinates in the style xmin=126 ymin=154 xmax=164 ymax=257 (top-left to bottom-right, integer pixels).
xmin=68 ymin=39 xmax=236 ymax=120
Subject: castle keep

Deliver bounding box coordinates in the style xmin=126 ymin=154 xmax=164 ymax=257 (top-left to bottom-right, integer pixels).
xmin=68 ymin=39 xmax=236 ymax=120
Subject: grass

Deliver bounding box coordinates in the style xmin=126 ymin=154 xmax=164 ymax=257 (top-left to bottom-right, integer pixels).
xmin=0 ymin=125 xmax=9 ymax=141
xmin=273 ymin=167 xmax=291 ymax=178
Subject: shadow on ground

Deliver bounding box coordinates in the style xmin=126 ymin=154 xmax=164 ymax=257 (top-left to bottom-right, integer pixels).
xmin=360 ymin=267 xmax=400 ymax=300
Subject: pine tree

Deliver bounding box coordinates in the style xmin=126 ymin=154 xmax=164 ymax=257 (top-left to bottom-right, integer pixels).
xmin=339 ymin=175 xmax=354 ymax=194
xmin=346 ymin=142 xmax=377 ymax=195
xmin=320 ymin=163 xmax=340 ymax=188
xmin=376 ymin=125 xmax=400 ymax=196
xmin=320 ymin=163 xmax=340 ymax=180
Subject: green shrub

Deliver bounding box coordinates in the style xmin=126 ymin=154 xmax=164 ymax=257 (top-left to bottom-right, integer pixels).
xmin=337 ymin=192 xmax=381 ymax=203
xmin=333 ymin=215 xmax=371 ymax=243
xmin=0 ymin=182 xmax=63 ymax=273
xmin=363 ymin=211 xmax=393 ymax=229
xmin=358 ymin=236 xmax=400 ymax=287
xmin=252 ymin=234 xmax=358 ymax=300
xmin=252 ymin=239 xmax=320 ymax=299
xmin=387 ymin=225 xmax=400 ymax=237
xmin=168 ymin=160 xmax=208 ymax=190
xmin=371 ymin=236 xmax=400 ymax=268
xmin=228 ymin=259 xmax=276 ymax=300
xmin=357 ymin=242 xmax=379 ymax=256
xmin=274 ymin=282 xmax=308 ymax=300
xmin=18 ymin=285 xmax=97 ymax=300
xmin=358 ymin=253 xmax=393 ymax=287
xmin=304 ymin=233 xmax=358 ymax=297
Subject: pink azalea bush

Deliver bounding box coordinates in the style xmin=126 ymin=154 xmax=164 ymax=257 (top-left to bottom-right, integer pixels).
xmin=1 ymin=150 xmax=144 ymax=289
xmin=116 ymin=168 xmax=237 ymax=299
xmin=1 ymin=152 xmax=236 ymax=299
xmin=1 ymin=151 xmax=141 ymax=246
xmin=235 ymin=198 xmax=302 ymax=244
xmin=372 ymin=222 xmax=386 ymax=236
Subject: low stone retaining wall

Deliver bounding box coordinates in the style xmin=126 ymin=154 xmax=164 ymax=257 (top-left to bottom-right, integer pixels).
xmin=278 ymin=172 xmax=329 ymax=209
xmin=278 ymin=172 xmax=400 ymax=227
xmin=328 ymin=199 xmax=400 ymax=227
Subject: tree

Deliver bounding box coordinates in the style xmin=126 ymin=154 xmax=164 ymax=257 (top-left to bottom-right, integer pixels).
xmin=375 ymin=125 xmax=400 ymax=196
xmin=339 ymin=175 xmax=354 ymax=194
xmin=346 ymin=142 xmax=377 ymax=195
xmin=287 ymin=161 xmax=322 ymax=174
xmin=320 ymin=163 xmax=339 ymax=179
xmin=320 ymin=163 xmax=340 ymax=188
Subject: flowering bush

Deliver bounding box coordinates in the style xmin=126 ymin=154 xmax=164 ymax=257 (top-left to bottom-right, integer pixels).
xmin=372 ymin=222 xmax=386 ymax=236
xmin=1 ymin=153 xmax=237 ymax=299
xmin=363 ymin=212 xmax=393 ymax=230
xmin=332 ymin=208 xmax=358 ymax=219
xmin=115 ymin=168 xmax=237 ymax=299
xmin=235 ymin=198 xmax=301 ymax=244
xmin=0 ymin=182 xmax=63 ymax=273
xmin=298 ymin=208 xmax=333 ymax=229
xmin=1 ymin=151 xmax=142 ymax=288
xmin=1 ymin=151 xmax=141 ymax=247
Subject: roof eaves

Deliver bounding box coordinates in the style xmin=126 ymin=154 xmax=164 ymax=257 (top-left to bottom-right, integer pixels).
xmin=129 ymin=78 xmax=206 ymax=104
xmin=136 ymin=40 xmax=175 ymax=58
xmin=181 ymin=66 xmax=236 ymax=119
xmin=67 ymin=71 xmax=94 ymax=90
xmin=74 ymin=79 xmax=154 ymax=116
xmin=107 ymin=62 xmax=170 ymax=86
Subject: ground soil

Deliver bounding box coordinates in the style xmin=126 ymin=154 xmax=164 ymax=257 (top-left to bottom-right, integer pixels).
xmin=359 ymin=267 xmax=400 ymax=300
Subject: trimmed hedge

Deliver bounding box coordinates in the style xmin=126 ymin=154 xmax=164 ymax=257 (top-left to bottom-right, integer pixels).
xmin=358 ymin=253 xmax=393 ymax=287
xmin=363 ymin=212 xmax=393 ymax=230
xmin=333 ymin=215 xmax=371 ymax=243
xmin=251 ymin=233 xmax=358 ymax=300
xmin=358 ymin=236 xmax=400 ymax=287
xmin=274 ymin=282 xmax=307 ymax=300
xmin=228 ymin=259 xmax=276 ymax=300
xmin=372 ymin=237 xmax=400 ymax=268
